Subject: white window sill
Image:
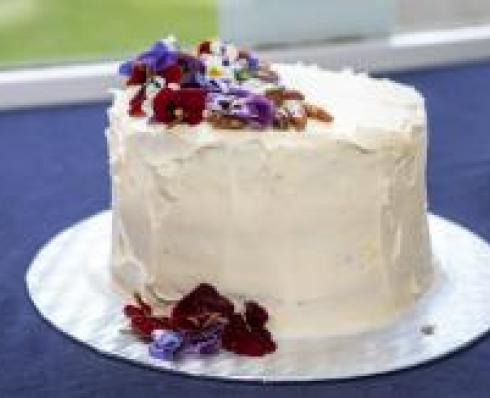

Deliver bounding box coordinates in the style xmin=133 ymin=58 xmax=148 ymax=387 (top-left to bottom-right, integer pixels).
xmin=1 ymin=24 xmax=490 ymax=110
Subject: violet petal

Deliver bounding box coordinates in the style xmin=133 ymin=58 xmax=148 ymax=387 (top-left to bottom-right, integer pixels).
xmin=148 ymin=330 xmax=184 ymax=361
xmin=245 ymin=95 xmax=274 ymax=128
xmin=118 ymin=61 xmax=133 ymax=77
xmin=119 ymin=41 xmax=178 ymax=77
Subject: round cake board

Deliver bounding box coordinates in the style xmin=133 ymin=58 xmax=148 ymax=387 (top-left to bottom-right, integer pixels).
xmin=25 ymin=211 xmax=490 ymax=382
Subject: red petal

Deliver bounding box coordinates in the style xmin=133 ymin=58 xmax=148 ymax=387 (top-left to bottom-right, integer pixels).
xmin=129 ymin=107 xmax=145 ymax=117
xmin=131 ymin=317 xmax=155 ymax=339
xmin=234 ymin=337 xmax=267 ymax=357
xmin=221 ymin=313 xmax=249 ymax=351
xmin=251 ymin=326 xmax=276 ymax=354
xmin=155 ymin=316 xmax=173 ymax=330
xmin=160 ymin=64 xmax=182 ymax=84
xmin=197 ymin=40 xmax=211 ymax=55
xmin=175 ymin=89 xmax=206 ymax=125
xmin=134 ymin=292 xmax=152 ymax=316
xmin=127 ymin=64 xmax=147 ymax=85
xmin=222 ymin=312 xmax=276 ymax=356
xmin=153 ymin=88 xmax=178 ymax=123
xmin=171 ymin=283 xmax=234 ymax=323
xmin=123 ymin=305 xmax=144 ymax=319
xmin=129 ymin=87 xmax=146 ymax=117
xmin=244 ymin=301 xmax=268 ymax=328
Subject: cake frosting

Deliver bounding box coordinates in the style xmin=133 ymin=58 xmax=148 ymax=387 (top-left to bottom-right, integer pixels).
xmin=107 ymin=39 xmax=433 ymax=338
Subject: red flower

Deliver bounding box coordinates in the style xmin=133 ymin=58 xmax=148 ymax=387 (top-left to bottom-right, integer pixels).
xmin=197 ymin=40 xmax=212 ymax=55
xmin=158 ymin=64 xmax=183 ymax=86
xmin=152 ymin=88 xmax=177 ymax=123
xmin=153 ymin=88 xmax=206 ymax=125
xmin=127 ymin=64 xmax=147 ymax=85
xmin=175 ymin=89 xmax=206 ymax=125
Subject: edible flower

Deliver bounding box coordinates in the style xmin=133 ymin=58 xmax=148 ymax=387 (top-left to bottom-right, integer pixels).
xmin=119 ymin=37 xmax=334 ymax=131
xmin=152 ymin=88 xmax=206 ymax=125
xmin=122 ymin=283 xmax=276 ymax=360
xmin=207 ymin=93 xmax=274 ymax=129
xmin=149 ymin=330 xmax=184 ymax=361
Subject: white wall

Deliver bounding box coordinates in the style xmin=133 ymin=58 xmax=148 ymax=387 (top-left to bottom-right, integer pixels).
xmin=219 ymin=0 xmax=395 ymax=46
xmin=398 ymin=0 xmax=490 ymax=31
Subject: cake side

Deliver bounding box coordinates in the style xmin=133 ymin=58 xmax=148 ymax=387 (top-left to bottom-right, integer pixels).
xmin=107 ymin=62 xmax=433 ymax=337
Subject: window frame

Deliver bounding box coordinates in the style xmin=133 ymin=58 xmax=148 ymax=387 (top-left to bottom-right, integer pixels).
xmin=1 ymin=25 xmax=490 ymax=110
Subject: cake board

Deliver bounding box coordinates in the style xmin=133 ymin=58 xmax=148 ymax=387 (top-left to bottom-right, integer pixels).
xmin=25 ymin=211 xmax=490 ymax=382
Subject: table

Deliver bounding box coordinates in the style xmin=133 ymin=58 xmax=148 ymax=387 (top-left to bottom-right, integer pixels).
xmin=1 ymin=61 xmax=489 ymax=397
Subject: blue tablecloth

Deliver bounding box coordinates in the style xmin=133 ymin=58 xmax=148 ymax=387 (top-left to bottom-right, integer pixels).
xmin=1 ymin=61 xmax=489 ymax=397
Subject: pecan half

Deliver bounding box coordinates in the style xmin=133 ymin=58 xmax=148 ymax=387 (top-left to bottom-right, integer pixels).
xmin=208 ymin=113 xmax=247 ymax=129
xmin=265 ymin=88 xmax=305 ymax=107
xmin=283 ymin=100 xmax=307 ymax=132
xmin=304 ymin=103 xmax=333 ymax=123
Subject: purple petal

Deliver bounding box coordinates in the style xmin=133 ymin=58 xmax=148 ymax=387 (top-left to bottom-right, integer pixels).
xmin=119 ymin=41 xmax=179 ymax=78
xmin=245 ymin=95 xmax=274 ymax=128
xmin=148 ymin=330 xmax=184 ymax=361
xmin=149 ymin=40 xmax=170 ymax=54
xmin=152 ymin=330 xmax=184 ymax=350
xmin=155 ymin=52 xmax=178 ymax=72
xmin=228 ymin=87 xmax=250 ymax=97
xmin=138 ymin=54 xmax=157 ymax=72
xmin=182 ymin=335 xmax=221 ymax=355
xmin=206 ymin=92 xmax=275 ymax=129
xmin=149 ymin=342 xmax=178 ymax=361
xmin=248 ymin=55 xmax=260 ymax=71
xmin=182 ymin=72 xmax=211 ymax=89
xmin=181 ymin=326 xmax=223 ymax=356
xmin=118 ymin=61 xmax=133 ymax=77
xmin=178 ymin=53 xmax=205 ymax=74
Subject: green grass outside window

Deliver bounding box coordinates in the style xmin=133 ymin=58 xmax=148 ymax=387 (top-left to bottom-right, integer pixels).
xmin=0 ymin=0 xmax=217 ymax=67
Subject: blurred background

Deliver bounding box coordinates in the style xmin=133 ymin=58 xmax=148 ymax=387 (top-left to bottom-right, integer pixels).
xmin=1 ymin=0 xmax=490 ymax=68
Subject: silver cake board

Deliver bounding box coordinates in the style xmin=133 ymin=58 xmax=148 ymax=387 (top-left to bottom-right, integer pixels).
xmin=25 ymin=211 xmax=490 ymax=382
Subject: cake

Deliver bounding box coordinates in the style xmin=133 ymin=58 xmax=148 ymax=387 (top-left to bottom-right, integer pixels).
xmin=107 ymin=38 xmax=433 ymax=344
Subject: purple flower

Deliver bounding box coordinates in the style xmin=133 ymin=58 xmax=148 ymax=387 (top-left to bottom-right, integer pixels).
xmin=119 ymin=41 xmax=178 ymax=77
xmin=207 ymin=93 xmax=274 ymax=129
xmin=148 ymin=330 xmax=184 ymax=361
xmin=181 ymin=325 xmax=223 ymax=356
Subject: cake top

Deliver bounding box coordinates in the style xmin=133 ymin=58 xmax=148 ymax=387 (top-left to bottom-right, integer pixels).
xmin=118 ymin=37 xmax=333 ymax=132
xmin=116 ymin=37 xmax=426 ymax=151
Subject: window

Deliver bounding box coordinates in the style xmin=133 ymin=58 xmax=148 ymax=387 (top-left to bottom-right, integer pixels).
xmin=2 ymin=0 xmax=490 ymax=69
xmin=0 ymin=0 xmax=217 ymax=67
xmin=2 ymin=0 xmax=490 ymax=109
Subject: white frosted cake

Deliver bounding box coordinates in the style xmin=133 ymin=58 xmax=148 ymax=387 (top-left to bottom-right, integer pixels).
xmin=107 ymin=39 xmax=433 ymax=339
